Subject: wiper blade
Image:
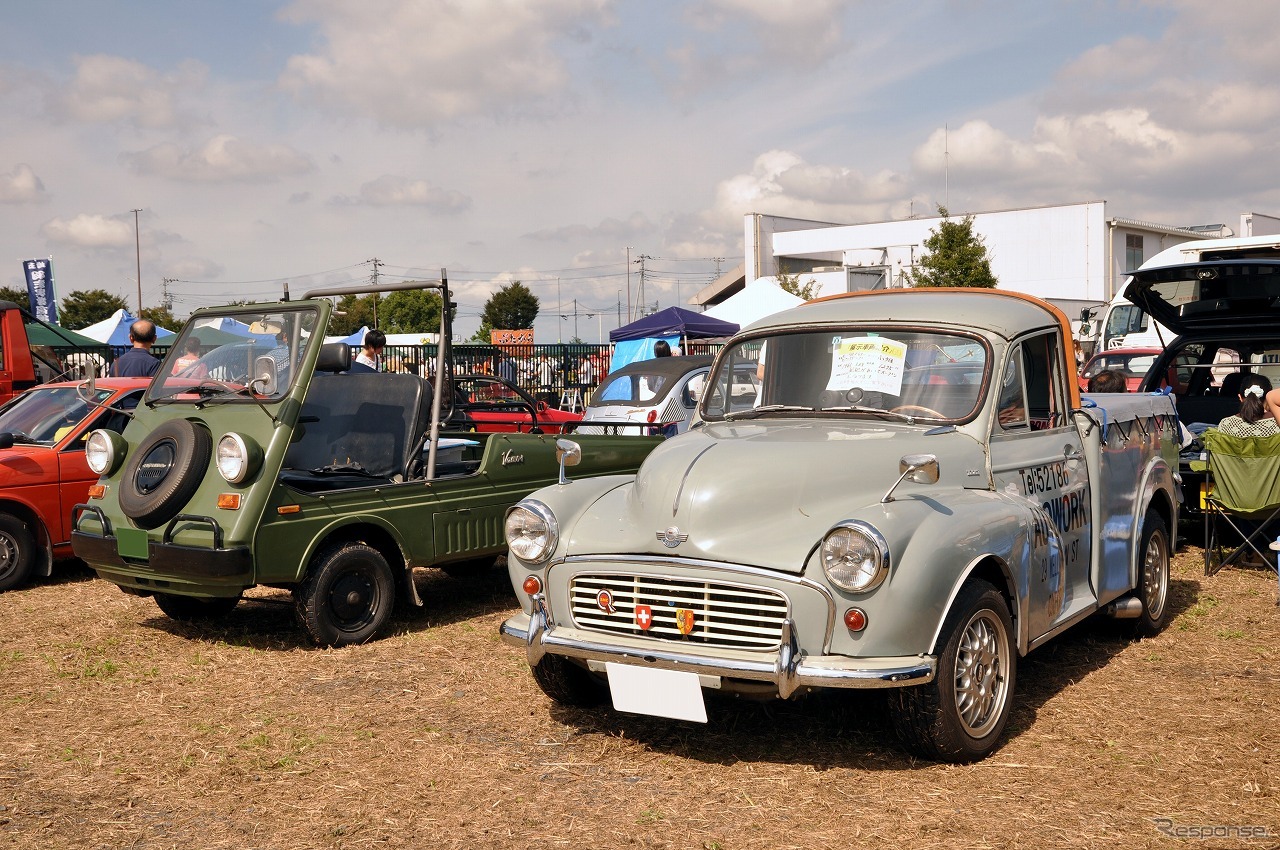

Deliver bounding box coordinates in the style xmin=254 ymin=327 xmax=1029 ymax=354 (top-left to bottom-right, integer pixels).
xmin=313 ymin=463 xmax=376 ymax=476
xmin=725 ymin=404 xmax=815 ymax=420
xmin=821 ymin=405 xmax=917 ymax=422
xmin=1 ymin=431 xmax=41 ymax=445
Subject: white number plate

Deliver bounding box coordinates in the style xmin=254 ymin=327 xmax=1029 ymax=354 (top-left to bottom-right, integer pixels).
xmin=605 ymin=662 xmax=708 ymax=723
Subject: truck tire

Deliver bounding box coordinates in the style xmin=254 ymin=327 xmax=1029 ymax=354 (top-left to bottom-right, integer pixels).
xmin=531 ymin=655 xmax=606 ymax=707
xmin=891 ymin=579 xmax=1016 ymax=762
xmin=0 ymin=513 xmax=37 ymax=592
xmin=118 ymin=419 xmax=212 ymax=529
xmin=295 ymin=542 xmax=395 ymax=647
xmin=1126 ymin=510 xmax=1171 ymax=639
xmin=154 ymin=592 xmax=241 ymax=621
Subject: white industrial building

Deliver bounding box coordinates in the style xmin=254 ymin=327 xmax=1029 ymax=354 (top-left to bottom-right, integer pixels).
xmin=693 ymin=202 xmax=1280 ymax=315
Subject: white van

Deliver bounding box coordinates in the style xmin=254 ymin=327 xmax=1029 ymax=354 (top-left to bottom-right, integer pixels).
xmin=1098 ymin=234 xmax=1280 ymax=351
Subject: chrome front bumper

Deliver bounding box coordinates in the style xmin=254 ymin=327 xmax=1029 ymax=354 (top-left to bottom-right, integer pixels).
xmin=500 ymin=596 xmax=935 ymax=699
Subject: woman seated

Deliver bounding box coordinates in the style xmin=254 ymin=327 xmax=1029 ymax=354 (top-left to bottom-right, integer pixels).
xmin=1217 ymin=374 xmax=1280 ymax=437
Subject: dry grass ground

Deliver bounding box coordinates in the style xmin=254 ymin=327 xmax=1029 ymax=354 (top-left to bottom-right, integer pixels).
xmin=2 ymin=543 xmax=1278 ymax=850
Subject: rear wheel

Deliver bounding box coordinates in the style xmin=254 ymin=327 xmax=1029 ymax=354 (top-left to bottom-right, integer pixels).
xmin=1126 ymin=510 xmax=1171 ymax=638
xmin=0 ymin=513 xmax=37 ymax=592
xmin=154 ymin=592 xmax=241 ymax=621
xmin=295 ymin=542 xmax=396 ymax=647
xmin=531 ymin=655 xmax=606 ymax=707
xmin=892 ymin=580 xmax=1016 ymax=762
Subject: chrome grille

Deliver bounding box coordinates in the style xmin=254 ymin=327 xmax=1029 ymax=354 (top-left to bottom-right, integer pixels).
xmin=569 ymin=573 xmax=789 ymax=650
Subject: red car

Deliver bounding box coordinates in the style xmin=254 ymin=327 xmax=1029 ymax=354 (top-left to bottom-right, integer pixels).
xmin=0 ymin=378 xmax=149 ymax=591
xmin=1078 ymin=347 xmax=1162 ymax=392
xmin=452 ymin=374 xmax=582 ymax=433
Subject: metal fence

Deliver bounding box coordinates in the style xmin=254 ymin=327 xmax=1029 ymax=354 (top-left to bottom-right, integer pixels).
xmin=49 ymin=341 xmax=725 ymax=411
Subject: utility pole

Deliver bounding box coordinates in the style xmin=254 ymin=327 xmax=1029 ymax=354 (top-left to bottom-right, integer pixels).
xmin=635 ymin=255 xmax=650 ymax=317
xmin=131 ymin=208 xmax=143 ymax=313
xmin=161 ymin=277 xmax=176 ymax=313
xmin=559 ymin=299 xmax=596 ymax=342
xmin=367 ymin=257 xmax=382 ymax=326
xmin=556 ymin=277 xmax=562 ymax=343
xmin=625 ymin=246 xmax=631 ymax=323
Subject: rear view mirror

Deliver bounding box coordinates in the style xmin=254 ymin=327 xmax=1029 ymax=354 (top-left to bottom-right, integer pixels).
xmin=252 ymin=356 xmax=278 ymax=396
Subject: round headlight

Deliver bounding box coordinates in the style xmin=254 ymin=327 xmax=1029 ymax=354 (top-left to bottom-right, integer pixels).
xmin=85 ymin=429 xmax=120 ymax=476
xmin=216 ymin=432 xmax=261 ymax=484
xmin=820 ymin=521 xmax=889 ymax=593
xmin=505 ymin=501 xmax=558 ymax=564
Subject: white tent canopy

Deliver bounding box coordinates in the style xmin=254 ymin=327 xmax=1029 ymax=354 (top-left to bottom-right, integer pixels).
xmin=77 ymin=308 xmax=176 ymax=345
xmin=702 ymin=278 xmax=804 ymax=328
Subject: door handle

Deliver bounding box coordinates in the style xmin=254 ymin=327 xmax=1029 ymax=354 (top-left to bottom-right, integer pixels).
xmin=1063 ymin=444 xmax=1082 ymax=460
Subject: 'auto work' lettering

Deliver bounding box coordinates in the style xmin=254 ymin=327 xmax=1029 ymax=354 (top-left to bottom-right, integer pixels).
xmin=1042 ymin=487 xmax=1091 ymax=535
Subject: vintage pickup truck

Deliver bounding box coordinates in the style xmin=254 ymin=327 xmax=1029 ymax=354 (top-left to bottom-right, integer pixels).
xmin=71 ymin=278 xmax=661 ymax=646
xmin=500 ymin=288 xmax=1181 ymax=762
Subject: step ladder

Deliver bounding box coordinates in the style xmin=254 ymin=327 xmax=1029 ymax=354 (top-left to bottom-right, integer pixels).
xmin=558 ymin=387 xmax=582 ymax=413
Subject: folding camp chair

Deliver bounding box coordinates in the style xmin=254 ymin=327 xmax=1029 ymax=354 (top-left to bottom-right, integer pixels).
xmin=1202 ymin=428 xmax=1280 ymax=577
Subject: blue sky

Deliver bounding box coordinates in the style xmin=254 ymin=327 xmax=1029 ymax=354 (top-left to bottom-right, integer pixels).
xmin=3 ymin=0 xmax=1276 ymax=342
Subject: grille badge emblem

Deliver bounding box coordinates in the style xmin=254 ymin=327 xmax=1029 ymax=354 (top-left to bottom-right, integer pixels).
xmin=675 ymin=609 xmax=695 ymax=635
xmin=596 ymin=589 xmax=616 ymax=614
xmin=656 ymin=526 xmax=688 ymax=548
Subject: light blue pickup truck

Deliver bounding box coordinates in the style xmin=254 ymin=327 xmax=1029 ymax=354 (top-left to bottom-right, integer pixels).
xmin=501 ymin=288 xmax=1180 ymax=762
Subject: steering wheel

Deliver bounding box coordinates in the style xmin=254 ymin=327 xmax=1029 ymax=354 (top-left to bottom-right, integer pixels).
xmin=890 ymin=404 xmax=947 ymax=419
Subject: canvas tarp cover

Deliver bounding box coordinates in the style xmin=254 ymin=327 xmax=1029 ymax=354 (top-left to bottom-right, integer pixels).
xmin=609 ymin=306 xmax=738 ymax=342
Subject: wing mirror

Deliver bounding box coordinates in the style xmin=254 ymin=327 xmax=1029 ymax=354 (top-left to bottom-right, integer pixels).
xmin=881 ymin=454 xmax=940 ymax=503
xmin=555 ymin=438 xmax=582 ymax=485
xmin=251 ymin=356 xmax=278 ymax=396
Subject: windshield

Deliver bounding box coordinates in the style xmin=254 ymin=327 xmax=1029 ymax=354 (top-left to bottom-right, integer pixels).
xmin=0 ymin=385 xmax=114 ymax=445
xmin=149 ymin=307 xmax=319 ymax=403
xmin=701 ymin=329 xmax=989 ymax=423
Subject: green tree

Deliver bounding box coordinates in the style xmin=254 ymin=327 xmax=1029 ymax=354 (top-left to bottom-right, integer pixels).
xmin=140 ymin=306 xmax=179 ymax=331
xmin=328 ymin=294 xmax=376 ymax=336
xmin=380 ymin=289 xmax=446 ymax=334
xmin=474 ymin=281 xmax=538 ymax=342
xmin=906 ymin=206 xmax=997 ymax=289
xmin=59 ymin=289 xmax=130 ymax=329
xmin=776 ymin=270 xmax=820 ymax=300
xmin=0 ymin=286 xmax=29 ymax=305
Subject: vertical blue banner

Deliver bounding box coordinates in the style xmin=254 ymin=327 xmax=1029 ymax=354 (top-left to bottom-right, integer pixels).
xmin=22 ymin=258 xmax=58 ymax=324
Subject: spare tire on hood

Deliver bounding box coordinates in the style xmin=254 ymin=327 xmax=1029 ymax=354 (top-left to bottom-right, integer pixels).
xmin=119 ymin=418 xmax=213 ymax=529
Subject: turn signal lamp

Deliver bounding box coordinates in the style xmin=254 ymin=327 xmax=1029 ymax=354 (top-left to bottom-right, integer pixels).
xmin=844 ymin=608 xmax=867 ymax=632
xmin=87 ymin=484 xmax=106 ymax=499
xmin=647 ymin=409 xmax=658 ymax=423
xmin=522 ymin=575 xmax=542 ymax=596
xmin=217 ymin=493 xmax=242 ymax=510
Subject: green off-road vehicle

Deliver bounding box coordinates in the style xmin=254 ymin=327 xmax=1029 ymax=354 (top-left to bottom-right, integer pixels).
xmin=72 ymin=277 xmax=660 ymax=646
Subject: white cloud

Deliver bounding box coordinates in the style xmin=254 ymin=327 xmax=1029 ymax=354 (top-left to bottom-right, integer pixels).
xmin=277 ymin=0 xmax=613 ymax=127
xmin=524 ymin=212 xmax=655 ymax=243
xmin=122 ymin=135 xmax=315 ymax=182
xmin=52 ymin=54 xmax=204 ymax=128
xmin=0 ymin=163 xmax=47 ymax=203
xmin=40 ymin=214 xmax=135 ymax=249
xmin=711 ymin=150 xmax=910 ymax=224
xmin=164 ymin=257 xmax=225 ymax=280
xmin=333 ymin=175 xmax=471 ymax=211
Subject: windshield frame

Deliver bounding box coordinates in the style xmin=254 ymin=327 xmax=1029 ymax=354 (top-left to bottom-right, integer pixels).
xmin=700 ymin=326 xmax=992 ymax=425
xmin=146 ymin=305 xmax=322 ymax=405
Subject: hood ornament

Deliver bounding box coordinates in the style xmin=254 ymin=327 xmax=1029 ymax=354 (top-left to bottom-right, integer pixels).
xmin=656 ymin=526 xmax=689 ymax=548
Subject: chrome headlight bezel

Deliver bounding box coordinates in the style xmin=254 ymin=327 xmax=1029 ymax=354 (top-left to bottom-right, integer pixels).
xmin=819 ymin=520 xmax=890 ymax=593
xmin=85 ymin=429 xmax=126 ymax=476
xmin=216 ymin=432 xmax=262 ymax=484
xmin=505 ymin=500 xmax=559 ymax=564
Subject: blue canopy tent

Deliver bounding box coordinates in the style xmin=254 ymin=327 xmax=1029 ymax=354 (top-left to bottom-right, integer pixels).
xmin=608 ymin=307 xmax=738 ymax=371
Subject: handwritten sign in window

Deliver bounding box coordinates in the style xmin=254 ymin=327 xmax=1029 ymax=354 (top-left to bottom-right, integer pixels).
xmin=826 ymin=336 xmax=906 ymax=395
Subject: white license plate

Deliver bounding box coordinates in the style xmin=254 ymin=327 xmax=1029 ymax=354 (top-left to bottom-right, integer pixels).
xmin=605 ymin=662 xmax=708 ymax=723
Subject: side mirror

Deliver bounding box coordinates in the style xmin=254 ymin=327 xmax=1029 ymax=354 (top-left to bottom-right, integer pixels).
xmin=77 ymin=371 xmax=98 ymax=402
xmin=555 ymin=438 xmax=582 ymax=485
xmin=880 ymin=453 xmax=940 ymax=503
xmin=251 ymin=355 xmax=278 ymax=396
xmin=0 ymin=434 xmax=13 ymax=450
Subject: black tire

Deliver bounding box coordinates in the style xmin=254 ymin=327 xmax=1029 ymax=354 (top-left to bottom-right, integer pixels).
xmin=0 ymin=513 xmax=37 ymax=592
xmin=294 ymin=542 xmax=396 ymax=647
xmin=530 ymin=655 xmax=606 ymax=707
xmin=118 ymin=419 xmax=213 ymax=529
xmin=892 ymin=579 xmax=1016 ymax=762
xmin=1125 ymin=510 xmax=1171 ymax=639
xmin=154 ymin=592 xmax=241 ymax=621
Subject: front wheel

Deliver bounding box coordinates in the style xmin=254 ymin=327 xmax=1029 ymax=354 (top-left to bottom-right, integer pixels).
xmin=892 ymin=579 xmax=1016 ymax=762
xmin=531 ymin=655 xmax=606 ymax=707
xmin=295 ymin=542 xmax=396 ymax=647
xmin=1126 ymin=510 xmax=1171 ymax=639
xmin=0 ymin=513 xmax=37 ymax=592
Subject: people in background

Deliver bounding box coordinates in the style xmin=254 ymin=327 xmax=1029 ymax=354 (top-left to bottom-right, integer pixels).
xmin=1217 ymin=374 xmax=1280 ymax=438
xmin=1086 ymin=368 xmax=1127 ymax=393
xmin=351 ymin=329 xmax=386 ymax=373
xmin=111 ymin=319 xmax=160 ymax=377
xmin=654 ymin=340 xmax=672 ymax=358
xmin=171 ymin=338 xmax=203 ymax=375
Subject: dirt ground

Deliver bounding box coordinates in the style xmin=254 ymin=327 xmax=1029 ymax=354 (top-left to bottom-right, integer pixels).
xmin=2 ymin=542 xmax=1278 ymax=850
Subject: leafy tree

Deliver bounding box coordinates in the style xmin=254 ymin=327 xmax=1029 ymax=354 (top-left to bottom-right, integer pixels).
xmin=906 ymin=207 xmax=997 ymax=289
xmin=140 ymin=306 xmax=179 ymax=331
xmin=776 ymin=270 xmax=820 ymax=300
xmin=380 ymin=289 xmax=446 ymax=334
xmin=0 ymin=286 xmax=30 ymax=305
xmin=328 ymin=294 xmax=376 ymax=336
xmin=474 ymin=281 xmax=538 ymax=342
xmin=59 ymin=289 xmax=130 ymax=329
